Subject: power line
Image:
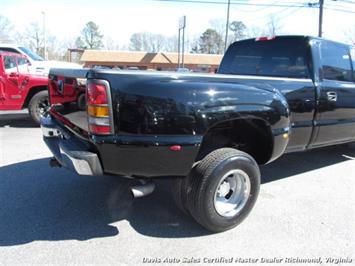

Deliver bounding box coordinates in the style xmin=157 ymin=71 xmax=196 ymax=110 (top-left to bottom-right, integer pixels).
xmin=324 ymin=6 xmax=355 ymax=13
xmin=273 ymin=7 xmax=305 ymax=24
xmin=324 ymin=0 xmax=355 ymax=12
xmin=228 ymin=1 xmax=280 ymax=13
xmin=156 ymin=0 xmax=313 ymax=8
xmin=335 ymin=0 xmax=355 ymax=3
xmin=245 ymin=6 xmax=297 ymax=23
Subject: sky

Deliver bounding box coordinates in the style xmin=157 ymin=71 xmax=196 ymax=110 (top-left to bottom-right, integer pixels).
xmin=1 ymin=0 xmax=355 ymax=49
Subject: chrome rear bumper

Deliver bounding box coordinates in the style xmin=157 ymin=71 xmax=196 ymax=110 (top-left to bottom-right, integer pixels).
xmin=41 ymin=115 xmax=103 ymax=176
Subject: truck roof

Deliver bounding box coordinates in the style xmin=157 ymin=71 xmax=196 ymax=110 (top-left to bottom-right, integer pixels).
xmin=0 ymin=51 xmax=26 ymax=57
xmin=237 ymin=35 xmax=352 ymax=47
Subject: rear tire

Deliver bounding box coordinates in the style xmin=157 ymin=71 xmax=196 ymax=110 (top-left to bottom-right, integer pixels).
xmin=171 ymin=177 xmax=189 ymax=214
xmin=28 ymin=91 xmax=49 ymax=125
xmin=185 ymin=148 xmax=260 ymax=232
xmin=77 ymin=93 xmax=86 ymax=111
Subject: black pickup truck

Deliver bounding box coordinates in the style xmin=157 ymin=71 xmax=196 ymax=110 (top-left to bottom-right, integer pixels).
xmin=41 ymin=36 xmax=355 ymax=232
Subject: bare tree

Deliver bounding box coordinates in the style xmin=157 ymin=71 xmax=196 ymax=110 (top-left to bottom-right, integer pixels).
xmin=129 ymin=32 xmax=168 ymax=52
xmin=19 ymin=23 xmax=69 ymax=60
xmin=266 ymin=15 xmax=282 ymax=36
xmin=46 ymin=36 xmax=69 ymax=60
xmin=0 ymin=15 xmax=14 ymax=42
xmin=129 ymin=32 xmax=145 ymax=51
xmin=209 ymin=18 xmax=226 ymax=40
xmin=245 ymin=17 xmax=281 ymax=38
xmin=229 ymin=21 xmax=247 ymax=42
xmin=164 ymin=35 xmax=178 ymax=52
xmin=247 ymin=26 xmax=265 ymax=38
xmin=103 ymin=36 xmax=120 ymax=50
xmin=23 ymin=22 xmax=43 ymax=55
xmin=208 ymin=18 xmax=247 ymax=48
xmin=148 ymin=33 xmax=165 ymax=52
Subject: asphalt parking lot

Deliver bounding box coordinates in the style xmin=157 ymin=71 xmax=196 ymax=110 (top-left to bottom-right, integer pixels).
xmin=0 ymin=110 xmax=354 ymax=265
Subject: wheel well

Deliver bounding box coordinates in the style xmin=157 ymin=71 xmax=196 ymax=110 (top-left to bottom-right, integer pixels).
xmin=196 ymin=119 xmax=273 ymax=164
xmin=22 ymin=86 xmax=47 ymax=108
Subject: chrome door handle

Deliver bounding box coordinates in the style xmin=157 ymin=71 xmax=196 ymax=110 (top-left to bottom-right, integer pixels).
xmin=327 ymin=91 xmax=337 ymax=102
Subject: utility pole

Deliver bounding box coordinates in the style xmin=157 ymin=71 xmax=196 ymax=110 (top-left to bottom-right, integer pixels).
xmin=318 ymin=0 xmax=324 ymax=37
xmin=41 ymin=11 xmax=46 ymax=60
xmin=182 ymin=17 xmax=185 ymax=68
xmin=224 ymin=0 xmax=231 ymax=52
xmin=178 ymin=16 xmax=186 ymax=69
xmin=177 ymin=28 xmax=181 ymax=68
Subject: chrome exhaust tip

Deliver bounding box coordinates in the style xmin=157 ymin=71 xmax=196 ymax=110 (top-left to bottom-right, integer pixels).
xmin=131 ymin=180 xmax=155 ymax=198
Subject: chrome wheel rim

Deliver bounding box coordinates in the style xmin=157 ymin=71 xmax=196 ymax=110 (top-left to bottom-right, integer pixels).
xmin=36 ymin=98 xmax=49 ymax=116
xmin=214 ymin=169 xmax=251 ymax=217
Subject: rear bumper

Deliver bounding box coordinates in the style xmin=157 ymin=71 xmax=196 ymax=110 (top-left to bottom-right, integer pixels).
xmin=41 ymin=114 xmax=202 ymax=177
xmin=41 ymin=115 xmax=103 ymax=176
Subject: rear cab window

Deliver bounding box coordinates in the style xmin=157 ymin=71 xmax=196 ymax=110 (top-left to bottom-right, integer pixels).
xmin=218 ymin=36 xmax=311 ymax=79
xmin=320 ymin=40 xmax=353 ymax=82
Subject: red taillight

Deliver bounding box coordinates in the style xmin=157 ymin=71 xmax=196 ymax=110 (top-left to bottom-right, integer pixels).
xmin=87 ymin=83 xmax=108 ymax=105
xmin=86 ymin=81 xmax=113 ymax=135
xmin=89 ymin=124 xmax=111 ymax=135
xmin=255 ymin=36 xmax=276 ymax=41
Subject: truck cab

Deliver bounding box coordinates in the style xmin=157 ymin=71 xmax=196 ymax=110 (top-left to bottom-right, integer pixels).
xmin=0 ymin=43 xmax=81 ymax=76
xmin=218 ymin=36 xmax=355 ymax=151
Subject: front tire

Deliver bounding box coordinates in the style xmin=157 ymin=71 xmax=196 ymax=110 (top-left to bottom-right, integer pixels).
xmin=28 ymin=91 xmax=49 ymax=125
xmin=186 ymin=148 xmax=260 ymax=232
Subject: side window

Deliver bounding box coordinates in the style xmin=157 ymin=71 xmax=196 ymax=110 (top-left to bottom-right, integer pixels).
xmin=320 ymin=41 xmax=352 ymax=82
xmin=350 ymin=47 xmax=355 ymax=81
xmin=3 ymin=56 xmax=17 ymax=73
xmin=17 ymin=57 xmax=29 ymax=66
xmin=0 ymin=48 xmax=20 ymax=54
xmin=17 ymin=57 xmax=30 ymax=73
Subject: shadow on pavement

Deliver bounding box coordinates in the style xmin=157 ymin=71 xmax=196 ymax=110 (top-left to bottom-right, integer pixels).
xmin=0 ymin=113 xmax=38 ymax=128
xmin=0 ymin=143 xmax=354 ymax=246
xmin=0 ymin=158 xmax=207 ymax=246
xmin=260 ymin=143 xmax=355 ymax=183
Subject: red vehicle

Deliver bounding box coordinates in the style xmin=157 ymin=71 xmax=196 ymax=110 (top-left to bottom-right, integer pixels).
xmin=48 ymin=73 xmax=86 ymax=111
xmin=0 ymin=51 xmax=49 ymax=124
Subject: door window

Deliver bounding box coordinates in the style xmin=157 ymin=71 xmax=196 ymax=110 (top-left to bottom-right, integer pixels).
xmin=17 ymin=57 xmax=30 ymax=73
xmin=3 ymin=56 xmax=17 ymax=73
xmin=320 ymin=41 xmax=352 ymax=82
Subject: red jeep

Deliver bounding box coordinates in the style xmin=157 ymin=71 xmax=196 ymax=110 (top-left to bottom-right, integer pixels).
xmin=0 ymin=51 xmax=49 ymax=124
